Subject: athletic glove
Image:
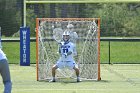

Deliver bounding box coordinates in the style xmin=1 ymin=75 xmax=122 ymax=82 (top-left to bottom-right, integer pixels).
xmin=63 ymin=53 xmax=67 ymax=58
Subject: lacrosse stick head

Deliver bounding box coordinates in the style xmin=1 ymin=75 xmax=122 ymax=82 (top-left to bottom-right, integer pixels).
xmin=53 ymin=28 xmax=63 ymax=43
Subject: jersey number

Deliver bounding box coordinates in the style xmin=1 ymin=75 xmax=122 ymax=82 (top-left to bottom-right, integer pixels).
xmin=63 ymin=48 xmax=68 ymax=53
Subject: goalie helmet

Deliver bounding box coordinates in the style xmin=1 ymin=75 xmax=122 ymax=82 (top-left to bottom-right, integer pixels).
xmin=62 ymin=31 xmax=70 ymax=44
xmin=63 ymin=31 xmax=70 ymax=36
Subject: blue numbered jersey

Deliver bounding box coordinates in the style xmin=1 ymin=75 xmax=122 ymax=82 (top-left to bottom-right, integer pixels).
xmin=59 ymin=41 xmax=77 ymax=62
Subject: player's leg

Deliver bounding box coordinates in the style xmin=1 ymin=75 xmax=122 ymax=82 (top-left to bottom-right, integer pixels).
xmin=73 ymin=66 xmax=81 ymax=82
xmin=0 ymin=59 xmax=12 ymax=93
xmin=50 ymin=61 xmax=64 ymax=82
xmin=68 ymin=62 xmax=81 ymax=82
xmin=50 ymin=64 xmax=58 ymax=82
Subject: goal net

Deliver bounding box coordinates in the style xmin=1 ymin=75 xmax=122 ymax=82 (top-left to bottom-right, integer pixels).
xmin=36 ymin=18 xmax=100 ymax=81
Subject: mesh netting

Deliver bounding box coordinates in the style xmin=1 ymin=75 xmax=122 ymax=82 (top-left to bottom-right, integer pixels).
xmin=36 ymin=18 xmax=100 ymax=81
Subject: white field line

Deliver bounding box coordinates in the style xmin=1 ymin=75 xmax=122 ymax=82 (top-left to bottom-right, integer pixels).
xmin=13 ymin=88 xmax=113 ymax=91
xmin=10 ymin=69 xmax=140 ymax=71
xmin=102 ymin=69 xmax=140 ymax=72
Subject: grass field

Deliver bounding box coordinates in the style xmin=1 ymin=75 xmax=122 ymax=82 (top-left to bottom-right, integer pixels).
xmin=1 ymin=38 xmax=140 ymax=92
xmin=0 ymin=64 xmax=140 ymax=93
xmin=2 ymin=41 xmax=140 ymax=64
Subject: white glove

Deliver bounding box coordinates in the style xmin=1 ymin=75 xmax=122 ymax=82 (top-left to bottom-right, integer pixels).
xmin=63 ymin=53 xmax=67 ymax=57
xmin=62 ymin=53 xmax=67 ymax=58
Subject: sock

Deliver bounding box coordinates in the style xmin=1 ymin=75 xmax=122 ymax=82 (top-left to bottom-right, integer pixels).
xmin=53 ymin=77 xmax=55 ymax=80
xmin=77 ymin=76 xmax=80 ymax=80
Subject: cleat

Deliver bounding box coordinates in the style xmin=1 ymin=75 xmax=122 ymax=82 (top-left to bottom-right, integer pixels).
xmin=49 ymin=79 xmax=56 ymax=82
xmin=77 ymin=79 xmax=82 ymax=82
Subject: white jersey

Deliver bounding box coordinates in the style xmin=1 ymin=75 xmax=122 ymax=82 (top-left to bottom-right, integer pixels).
xmin=59 ymin=41 xmax=77 ymax=62
xmin=0 ymin=49 xmax=7 ymax=60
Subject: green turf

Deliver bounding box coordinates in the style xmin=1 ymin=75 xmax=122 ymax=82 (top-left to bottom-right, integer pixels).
xmin=0 ymin=64 xmax=140 ymax=93
xmin=109 ymin=42 xmax=140 ymax=63
xmin=100 ymin=41 xmax=140 ymax=64
xmin=1 ymin=41 xmax=140 ymax=64
xmin=2 ymin=42 xmax=36 ymax=64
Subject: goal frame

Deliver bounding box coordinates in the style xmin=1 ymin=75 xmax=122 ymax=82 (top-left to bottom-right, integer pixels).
xmin=36 ymin=18 xmax=101 ymax=81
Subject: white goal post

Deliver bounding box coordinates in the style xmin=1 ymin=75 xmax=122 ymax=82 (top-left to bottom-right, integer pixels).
xmin=36 ymin=18 xmax=101 ymax=81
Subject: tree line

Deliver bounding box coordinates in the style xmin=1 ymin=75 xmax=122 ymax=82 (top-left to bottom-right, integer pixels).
xmin=0 ymin=0 xmax=140 ymax=37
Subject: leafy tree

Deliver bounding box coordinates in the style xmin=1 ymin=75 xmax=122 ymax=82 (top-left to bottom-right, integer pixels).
xmin=1 ymin=1 xmax=140 ymax=37
xmin=93 ymin=3 xmax=140 ymax=37
xmin=26 ymin=9 xmax=37 ymax=36
xmin=0 ymin=0 xmax=19 ymax=36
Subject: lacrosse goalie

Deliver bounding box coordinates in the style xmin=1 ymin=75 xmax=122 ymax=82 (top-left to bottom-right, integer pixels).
xmin=50 ymin=31 xmax=81 ymax=82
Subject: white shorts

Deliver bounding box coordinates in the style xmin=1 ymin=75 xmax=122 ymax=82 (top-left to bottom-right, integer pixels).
xmin=56 ymin=60 xmax=76 ymax=69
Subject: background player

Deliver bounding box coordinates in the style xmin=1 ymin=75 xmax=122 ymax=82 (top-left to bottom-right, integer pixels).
xmin=0 ymin=49 xmax=12 ymax=93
